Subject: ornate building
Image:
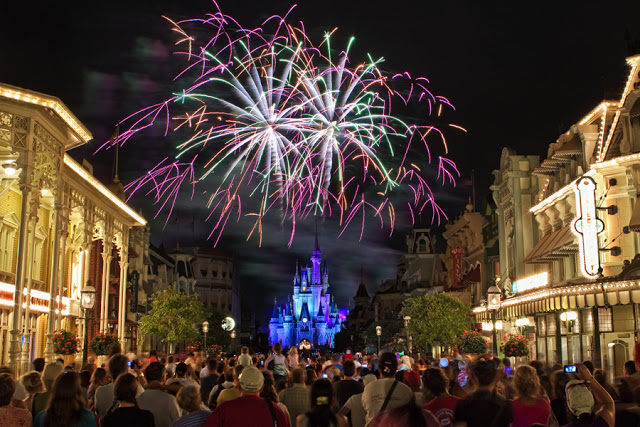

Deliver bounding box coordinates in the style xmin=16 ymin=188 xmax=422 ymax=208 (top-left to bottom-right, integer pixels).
xmin=0 ymin=83 xmax=147 ymax=375
xmin=269 ymin=236 xmax=343 ymax=348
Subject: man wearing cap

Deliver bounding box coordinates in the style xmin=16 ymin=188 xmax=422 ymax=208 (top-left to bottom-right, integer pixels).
xmin=362 ymin=352 xmax=414 ymax=425
xmin=203 ymin=366 xmax=291 ymax=427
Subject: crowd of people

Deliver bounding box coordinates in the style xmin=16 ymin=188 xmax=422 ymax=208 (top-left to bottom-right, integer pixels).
xmin=0 ymin=341 xmax=638 ymax=426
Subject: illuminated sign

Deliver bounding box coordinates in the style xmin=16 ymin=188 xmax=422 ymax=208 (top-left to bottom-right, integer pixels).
xmin=572 ymin=177 xmax=604 ymax=278
xmin=512 ymin=272 xmax=548 ymax=294
xmin=0 ymin=282 xmax=71 ymax=314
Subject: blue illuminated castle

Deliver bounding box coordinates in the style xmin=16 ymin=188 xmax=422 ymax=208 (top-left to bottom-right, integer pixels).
xmin=269 ymin=236 xmax=343 ymax=348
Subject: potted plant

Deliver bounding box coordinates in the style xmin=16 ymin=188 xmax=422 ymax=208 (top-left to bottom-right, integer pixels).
xmin=89 ymin=332 xmax=119 ymax=356
xmin=53 ymin=330 xmax=79 ymax=365
xmin=500 ymin=334 xmax=530 ymax=358
xmin=458 ymin=329 xmax=487 ymax=355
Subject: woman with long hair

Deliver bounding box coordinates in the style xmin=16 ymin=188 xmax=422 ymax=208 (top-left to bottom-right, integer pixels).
xmin=19 ymin=370 xmax=44 ymax=415
xmin=297 ymin=378 xmax=348 ymax=427
xmin=288 ymin=347 xmax=299 ymax=369
xmin=87 ymin=367 xmax=108 ymax=410
xmin=261 ymin=370 xmax=291 ymax=425
xmin=33 ymin=371 xmax=96 ymax=427
xmin=511 ymin=365 xmax=550 ymax=427
xmin=266 ymin=342 xmax=288 ymax=384
xmin=102 ymin=373 xmax=154 ymax=427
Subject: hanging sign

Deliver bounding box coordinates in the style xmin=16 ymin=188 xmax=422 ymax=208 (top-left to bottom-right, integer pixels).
xmin=572 ymin=176 xmax=604 ymax=278
xmin=451 ymin=246 xmax=464 ymax=287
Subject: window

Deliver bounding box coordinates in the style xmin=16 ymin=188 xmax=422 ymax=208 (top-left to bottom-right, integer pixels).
xmin=0 ymin=213 xmax=19 ymax=273
xmin=582 ymin=310 xmax=593 ymax=333
xmin=418 ymin=238 xmax=427 ymax=252
xmin=200 ymin=269 xmax=207 ymax=277
xmin=222 ymin=271 xmax=226 ymax=279
xmin=213 ymin=271 xmax=218 ymax=278
xmin=598 ymin=307 xmax=613 ymax=332
xmin=537 ymin=317 xmax=546 ymax=336
xmin=546 ymin=314 xmax=556 ymax=336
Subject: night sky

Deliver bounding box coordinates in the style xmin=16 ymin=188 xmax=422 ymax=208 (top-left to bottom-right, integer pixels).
xmin=2 ymin=0 xmax=639 ymax=327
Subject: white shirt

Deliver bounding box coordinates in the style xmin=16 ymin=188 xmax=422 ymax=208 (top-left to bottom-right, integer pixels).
xmin=343 ymin=393 xmax=366 ymax=427
xmin=137 ymin=388 xmax=181 ymax=427
xmin=361 ymin=378 xmax=414 ymax=425
xmin=238 ymin=353 xmax=252 ymax=367
xmin=199 ymin=366 xmax=209 ymax=378
xmin=166 ymin=377 xmax=199 ymax=388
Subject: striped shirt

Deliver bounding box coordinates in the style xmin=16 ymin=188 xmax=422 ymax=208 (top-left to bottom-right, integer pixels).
xmin=172 ymin=410 xmax=211 ymax=427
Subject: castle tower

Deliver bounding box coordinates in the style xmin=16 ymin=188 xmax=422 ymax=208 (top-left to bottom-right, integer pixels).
xmin=311 ymin=229 xmax=322 ymax=285
xmin=268 ymin=299 xmax=280 ymax=345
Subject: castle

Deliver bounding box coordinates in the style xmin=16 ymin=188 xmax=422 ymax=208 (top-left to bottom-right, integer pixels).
xmin=268 ymin=236 xmax=343 ymax=348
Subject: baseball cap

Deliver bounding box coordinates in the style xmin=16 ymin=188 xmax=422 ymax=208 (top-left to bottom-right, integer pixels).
xmin=239 ymin=366 xmax=264 ymax=393
xmin=403 ymin=370 xmax=421 ymax=387
xmin=363 ymin=373 xmax=377 ymax=386
xmin=566 ymin=380 xmax=594 ymax=416
xmin=379 ymin=352 xmax=398 ymax=376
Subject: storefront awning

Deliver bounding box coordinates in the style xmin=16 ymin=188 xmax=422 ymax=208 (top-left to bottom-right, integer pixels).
xmin=524 ymin=225 xmax=576 ymax=264
xmin=629 ymin=198 xmax=640 ymax=232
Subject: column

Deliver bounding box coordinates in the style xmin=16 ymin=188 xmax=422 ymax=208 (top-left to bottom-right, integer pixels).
xmin=592 ymin=307 xmax=602 ymax=369
xmin=554 ymin=311 xmax=562 ymax=365
xmin=55 ymin=225 xmax=68 ymax=331
xmin=44 ymin=202 xmax=63 ymax=363
xmin=21 ymin=204 xmax=39 ymax=373
xmin=9 ymin=183 xmax=33 ymax=374
xmin=99 ymin=242 xmax=112 ymax=332
xmin=118 ymin=254 xmax=128 ymax=351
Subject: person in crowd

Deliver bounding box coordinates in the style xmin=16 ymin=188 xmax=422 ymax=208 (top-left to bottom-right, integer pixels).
xmin=368 ymin=398 xmax=440 ymax=427
xmin=79 ymin=370 xmax=91 ymax=405
xmin=203 ymin=366 xmax=290 ymax=427
xmin=338 ymin=374 xmax=376 ymax=427
xmin=137 ymin=362 xmax=182 ymax=427
xmin=549 ymin=369 xmax=570 ymax=426
xmin=334 ymin=360 xmax=363 ymax=408
xmin=185 ymin=353 xmax=197 ymax=370
xmin=261 ymin=370 xmax=291 ymax=425
xmin=510 ymin=365 xmax=550 ymax=427
xmin=266 ymin=343 xmax=288 ymax=384
xmin=95 ymin=354 xmax=144 ymax=418
xmin=297 ymin=378 xmax=348 ymax=427
xmin=453 ymin=359 xmax=513 ymax=427
xmin=33 ymin=371 xmax=96 ymax=427
xmin=623 ymin=360 xmax=640 ymax=391
xmin=20 ymin=371 xmax=43 ymax=415
xmin=200 ymin=359 xmax=219 ymax=404
xmin=362 ymin=352 xmax=414 ymax=425
xmin=166 ymin=362 xmax=199 ymax=389
xmin=102 ymin=373 xmax=154 ymax=427
xmin=404 ymin=369 xmax=424 ymax=404
xmin=564 ymin=364 xmax=615 ymax=427
xmin=0 ymin=366 xmax=29 ymax=410
xmin=31 ymin=362 xmax=63 ymax=417
xmin=32 ymin=358 xmax=45 ymax=374
xmin=422 ymin=367 xmax=460 ymax=426
xmin=166 ymin=356 xmax=177 ymax=378
xmin=593 ymin=369 xmax=619 ymax=401
xmin=173 ymin=385 xmax=210 ymax=427
xmin=87 ymin=367 xmax=108 ymax=409
xmin=237 ymin=347 xmax=252 ymax=367
xmin=149 ymin=350 xmax=158 ymax=364
xmin=288 ymin=347 xmax=299 ymax=369
xmin=528 ymin=360 xmax=552 ymax=398
xmin=216 ymin=365 xmax=244 ymax=406
xmin=0 ymin=373 xmax=31 ymax=426
xmin=208 ymin=367 xmax=236 ymax=409
xmin=280 ymin=368 xmax=311 ymax=424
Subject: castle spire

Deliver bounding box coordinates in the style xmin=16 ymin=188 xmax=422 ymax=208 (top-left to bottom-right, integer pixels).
xmin=313 ymin=222 xmax=321 ymax=256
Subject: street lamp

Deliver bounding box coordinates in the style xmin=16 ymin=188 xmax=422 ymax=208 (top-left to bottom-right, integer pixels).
xmin=230 ymin=330 xmax=236 ymax=339
xmin=80 ymin=281 xmax=96 ymax=368
xmin=487 ymin=284 xmax=502 ymax=356
xmin=403 ymin=315 xmax=412 ymax=354
xmin=202 ymin=321 xmax=209 ymax=354
xmin=560 ymin=311 xmax=577 ymax=333
xmin=376 ymin=325 xmax=381 ymax=355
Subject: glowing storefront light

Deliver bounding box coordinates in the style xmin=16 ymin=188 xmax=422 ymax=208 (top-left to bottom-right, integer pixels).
xmin=572 ymin=176 xmax=603 ymax=278
xmin=0 ymin=282 xmax=71 ymax=314
xmin=512 ymin=272 xmax=548 ymax=294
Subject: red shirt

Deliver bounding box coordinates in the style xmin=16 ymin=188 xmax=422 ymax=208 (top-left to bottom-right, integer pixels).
xmin=510 ymin=397 xmax=550 ymax=427
xmin=422 ymin=395 xmax=460 ymax=427
xmin=203 ymin=395 xmax=291 ymax=427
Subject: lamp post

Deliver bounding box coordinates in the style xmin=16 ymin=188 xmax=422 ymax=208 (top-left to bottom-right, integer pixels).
xmin=487 ymin=284 xmax=502 ymax=356
xmin=202 ymin=321 xmax=209 ymax=354
xmin=80 ymin=281 xmax=96 ymax=368
xmin=403 ymin=316 xmax=412 ymax=354
xmin=376 ymin=325 xmax=381 ymax=355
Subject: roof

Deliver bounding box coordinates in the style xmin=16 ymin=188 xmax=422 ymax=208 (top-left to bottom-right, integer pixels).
xmin=523 ymin=225 xmax=577 ymax=264
xmin=355 ymin=282 xmax=370 ymax=298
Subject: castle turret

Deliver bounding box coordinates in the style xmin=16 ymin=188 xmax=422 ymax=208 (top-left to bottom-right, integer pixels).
xmin=311 ymin=229 xmax=322 ymax=284
xmin=268 ymin=299 xmax=280 ymax=345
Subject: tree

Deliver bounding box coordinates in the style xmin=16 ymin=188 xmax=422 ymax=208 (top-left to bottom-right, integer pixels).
xmin=403 ymin=292 xmax=472 ymax=349
xmin=198 ymin=305 xmax=232 ymax=350
xmin=139 ymin=287 xmax=206 ymax=350
xmin=362 ymin=319 xmax=403 ymax=353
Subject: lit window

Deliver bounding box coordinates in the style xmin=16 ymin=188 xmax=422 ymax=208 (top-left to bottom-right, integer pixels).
xmin=598 ymin=307 xmax=612 ymax=332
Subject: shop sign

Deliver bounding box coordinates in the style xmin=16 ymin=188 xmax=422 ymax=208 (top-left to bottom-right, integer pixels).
xmin=0 ymin=282 xmax=70 ymax=314
xmin=572 ymin=176 xmax=604 ymax=278
xmin=512 ymin=272 xmax=548 ymax=294
xmin=452 ymin=246 xmax=464 ymax=287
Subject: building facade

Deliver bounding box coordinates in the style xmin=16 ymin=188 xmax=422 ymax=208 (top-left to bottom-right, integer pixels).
xmin=269 ymin=236 xmax=342 ymax=348
xmin=475 ymin=55 xmax=640 ymax=377
xmin=0 ymin=83 xmax=147 ymax=374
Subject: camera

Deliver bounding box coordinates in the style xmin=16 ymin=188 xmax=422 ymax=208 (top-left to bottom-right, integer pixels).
xmin=564 ymin=365 xmax=577 ymax=373
xmin=127 ymin=361 xmax=131 ymax=367
xmin=322 ymin=373 xmax=328 ymax=378
xmin=504 ymin=366 xmax=512 ymax=375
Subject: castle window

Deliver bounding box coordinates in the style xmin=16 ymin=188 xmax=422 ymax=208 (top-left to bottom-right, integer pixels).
xmin=418 ymin=238 xmax=427 ymax=253
xmin=213 ymin=270 xmax=218 ymax=278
